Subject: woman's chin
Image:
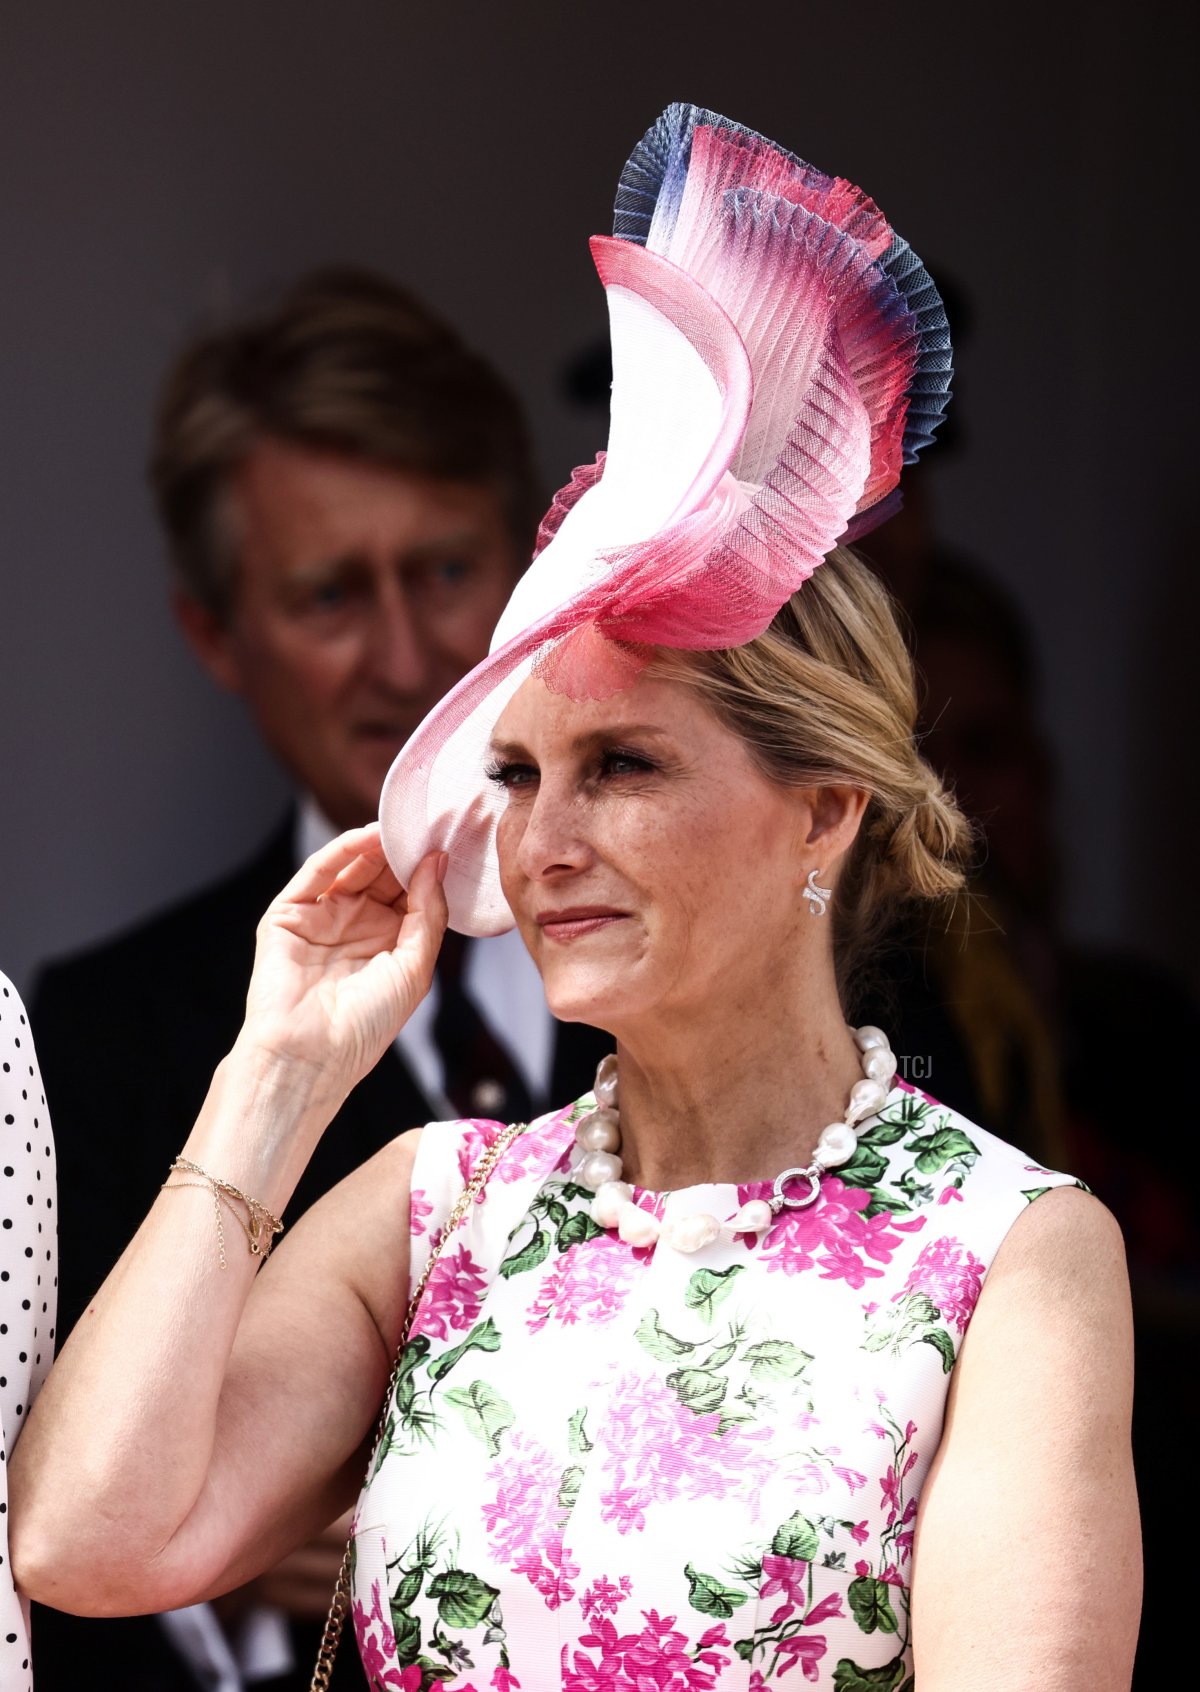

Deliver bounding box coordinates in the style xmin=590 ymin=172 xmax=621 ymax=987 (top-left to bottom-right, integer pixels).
xmin=541 ymin=965 xmax=631 ymax=1034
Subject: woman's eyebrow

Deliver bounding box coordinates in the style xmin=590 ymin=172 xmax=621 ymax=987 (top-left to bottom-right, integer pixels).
xmin=489 ymin=725 xmax=672 ymax=761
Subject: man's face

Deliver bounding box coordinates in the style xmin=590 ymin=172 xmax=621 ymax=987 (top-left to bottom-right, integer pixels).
xmin=180 ymin=439 xmax=524 ymax=828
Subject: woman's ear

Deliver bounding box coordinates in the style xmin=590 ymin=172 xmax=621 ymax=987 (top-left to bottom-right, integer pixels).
xmin=802 ymin=785 xmax=870 ymax=864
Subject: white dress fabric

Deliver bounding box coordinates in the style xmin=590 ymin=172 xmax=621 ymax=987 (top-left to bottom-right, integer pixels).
xmin=0 ymin=973 xmax=57 ymax=1691
xmin=351 ymin=1080 xmax=1080 ymax=1690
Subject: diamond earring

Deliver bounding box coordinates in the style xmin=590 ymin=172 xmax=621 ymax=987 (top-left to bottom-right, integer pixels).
xmin=802 ymin=868 xmax=832 ymax=917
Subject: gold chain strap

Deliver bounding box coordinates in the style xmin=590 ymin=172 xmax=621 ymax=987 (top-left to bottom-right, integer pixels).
xmin=309 ymin=1118 xmax=528 ymax=1692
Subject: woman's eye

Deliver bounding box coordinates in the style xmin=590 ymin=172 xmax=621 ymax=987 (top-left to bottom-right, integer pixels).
xmin=486 ymin=760 xmax=538 ymax=790
xmin=600 ymin=749 xmax=654 ymax=778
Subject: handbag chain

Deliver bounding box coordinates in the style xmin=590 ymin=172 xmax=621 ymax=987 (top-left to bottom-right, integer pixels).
xmin=309 ymin=1117 xmax=528 ymax=1690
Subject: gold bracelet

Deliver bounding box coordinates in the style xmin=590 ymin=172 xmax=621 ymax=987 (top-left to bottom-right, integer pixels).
xmin=162 ymin=1157 xmax=284 ymax=1270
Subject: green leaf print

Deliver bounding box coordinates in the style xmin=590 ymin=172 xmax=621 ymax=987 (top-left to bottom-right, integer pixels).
xmin=919 ymin=1327 xmax=956 ymax=1373
xmin=443 ymin=1380 xmax=515 ymax=1456
xmin=831 ymin=1144 xmax=889 ymax=1188
xmin=393 ymin=1565 xmax=424 ymax=1611
xmin=568 ymin=1406 xmax=593 ymax=1456
xmin=558 ymin=1464 xmax=584 ymax=1509
xmin=910 ymin=1125 xmax=978 ymax=1175
xmin=636 ymin=1307 xmax=697 ymax=1361
xmin=743 ymin=1339 xmax=813 ymax=1383
xmin=832 ymin=1654 xmax=908 ymax=1690
xmin=667 ymin=1367 xmax=728 ymax=1413
xmin=705 ymin=1340 xmax=739 ymax=1369
xmin=683 ymin=1263 xmax=746 ymax=1320
xmin=388 ymin=1604 xmax=421 ymax=1661
xmin=683 ymin=1563 xmax=752 ymax=1618
xmin=896 ymin=1292 xmax=940 ymax=1324
xmin=426 ymin=1568 xmax=501 ymax=1629
xmin=856 ymin=1118 xmax=908 ymax=1147
xmin=897 ymin=1678 xmax=915 ymax=1692
xmin=557 ymin=1208 xmax=605 ymax=1250
xmin=498 ymin=1226 xmax=552 ymax=1280
xmin=848 ymin=1576 xmax=900 ymax=1635
xmin=427 ymin=1318 xmax=501 ymax=1383
xmin=1022 ymin=1186 xmax=1051 ymax=1203
xmin=771 ymin=1511 xmax=821 ymax=1560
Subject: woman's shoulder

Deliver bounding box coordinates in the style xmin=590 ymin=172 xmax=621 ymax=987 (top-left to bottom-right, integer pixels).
xmin=856 ymin=1079 xmax=1087 ymax=1263
xmin=409 ymin=1095 xmax=586 ymax=1212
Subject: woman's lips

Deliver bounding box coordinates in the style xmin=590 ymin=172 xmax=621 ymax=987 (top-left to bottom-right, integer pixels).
xmin=536 ymin=907 xmax=628 ymax=943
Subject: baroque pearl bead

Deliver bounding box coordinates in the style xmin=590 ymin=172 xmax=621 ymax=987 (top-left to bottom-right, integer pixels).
xmin=731 ymin=1198 xmax=774 ymax=1234
xmin=577 ymin=1149 xmax=624 ymax=1192
xmin=815 ymin=1121 xmax=857 ymax=1167
xmin=590 ymin=1180 xmax=634 ymax=1228
xmin=661 ymin=1212 xmax=721 ymax=1254
xmin=846 ymin=1077 xmax=887 ymax=1123
xmin=594 ymin=1053 xmax=620 ymax=1109
xmin=853 ymin=1025 xmax=889 ymax=1052
xmin=617 ymin=1201 xmax=661 ymax=1248
xmin=862 ymin=1046 xmax=897 ymax=1084
xmin=576 ymin=1108 xmax=621 ymax=1153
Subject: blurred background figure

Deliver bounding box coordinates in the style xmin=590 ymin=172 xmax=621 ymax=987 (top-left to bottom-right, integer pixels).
xmin=0 ymin=970 xmax=56 ymax=1692
xmin=29 ymin=270 xmax=608 ymax=1691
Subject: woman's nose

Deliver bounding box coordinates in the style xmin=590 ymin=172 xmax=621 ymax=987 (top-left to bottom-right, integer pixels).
xmin=513 ymin=780 xmax=592 ymax=881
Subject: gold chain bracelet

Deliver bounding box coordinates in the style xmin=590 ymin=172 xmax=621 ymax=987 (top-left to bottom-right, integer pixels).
xmin=162 ymin=1157 xmax=284 ymax=1269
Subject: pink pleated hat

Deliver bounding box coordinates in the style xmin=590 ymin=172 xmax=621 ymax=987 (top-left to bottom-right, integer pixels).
xmin=379 ymin=104 xmax=952 ymax=935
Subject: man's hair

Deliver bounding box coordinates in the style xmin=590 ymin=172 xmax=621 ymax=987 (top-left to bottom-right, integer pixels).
xmin=149 ymin=267 xmax=540 ymax=618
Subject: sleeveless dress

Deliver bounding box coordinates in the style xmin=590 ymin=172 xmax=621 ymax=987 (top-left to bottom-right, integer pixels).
xmin=351 ymin=1079 xmax=1081 ymax=1691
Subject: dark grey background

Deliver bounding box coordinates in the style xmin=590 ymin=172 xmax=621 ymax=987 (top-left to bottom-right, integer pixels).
xmin=1 ymin=0 xmax=1193 ymax=997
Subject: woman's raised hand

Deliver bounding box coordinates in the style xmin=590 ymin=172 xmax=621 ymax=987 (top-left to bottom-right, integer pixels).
xmin=236 ymin=824 xmax=448 ymax=1105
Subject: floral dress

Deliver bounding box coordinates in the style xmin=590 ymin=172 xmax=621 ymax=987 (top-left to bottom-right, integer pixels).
xmin=351 ymin=1080 xmax=1081 ymax=1691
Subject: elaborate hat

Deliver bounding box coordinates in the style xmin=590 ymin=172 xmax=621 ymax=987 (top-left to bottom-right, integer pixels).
xmin=379 ymin=103 xmax=951 ymax=935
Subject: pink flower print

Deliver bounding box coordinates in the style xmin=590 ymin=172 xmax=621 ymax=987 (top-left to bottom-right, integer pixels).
xmin=776 ymin=1629 xmax=829 ymax=1682
xmin=410 ymin=1242 xmax=488 ymax=1340
xmin=851 ymin=1519 xmax=870 ymax=1544
xmin=408 ymin=1188 xmax=434 ymax=1237
xmin=897 ymin=1236 xmax=985 ymax=1332
xmin=792 ymin=1462 xmax=831 ymax=1496
xmin=484 ymin=1432 xmax=576 ymax=1607
xmin=563 ymin=1609 xmax=725 ymax=1691
xmin=526 ymin=1235 xmax=642 ymax=1334
xmin=937 ymin=1184 xmax=964 ymax=1205
xmin=759 ymin=1177 xmax=919 ymax=1285
xmin=492 ymin=1670 xmax=522 ymax=1692
xmin=804 ymin=1589 xmax=844 ymax=1626
xmin=456 ymin=1109 xmax=567 ymax=1187
xmin=598 ymin=1373 xmax=776 ymax=1531
xmin=352 ymin=1579 xmax=414 ymax=1689
xmin=511 ymin=1535 xmax=579 ymax=1609
xmin=760 ymin=1554 xmax=808 ymax=1624
xmin=833 ymin=1465 xmax=868 ymax=1492
xmin=581 ymin=1575 xmax=633 ymax=1622
xmin=880 ymin=1465 xmax=902 ymax=1525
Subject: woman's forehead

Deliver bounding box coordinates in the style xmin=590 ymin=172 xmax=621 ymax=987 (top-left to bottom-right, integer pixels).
xmin=490 ymin=667 xmax=707 ymax=751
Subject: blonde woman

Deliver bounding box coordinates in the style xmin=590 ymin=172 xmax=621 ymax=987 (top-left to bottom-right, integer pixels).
xmin=12 ymin=107 xmax=1138 ymax=1690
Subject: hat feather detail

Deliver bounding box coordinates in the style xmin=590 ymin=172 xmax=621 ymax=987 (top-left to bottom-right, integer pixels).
xmin=377 ymin=103 xmax=955 ymax=937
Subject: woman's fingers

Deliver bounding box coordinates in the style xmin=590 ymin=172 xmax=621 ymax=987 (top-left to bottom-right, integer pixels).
xmin=274 ymin=824 xmax=384 ymax=905
xmin=394 ymin=851 xmax=450 ymax=965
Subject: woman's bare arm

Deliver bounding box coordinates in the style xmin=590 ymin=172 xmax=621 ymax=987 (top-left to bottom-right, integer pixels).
xmin=9 ymin=826 xmax=446 ymax=1614
xmin=912 ymin=1186 xmax=1140 ymax=1690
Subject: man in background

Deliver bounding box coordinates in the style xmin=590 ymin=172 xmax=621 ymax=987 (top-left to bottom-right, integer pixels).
xmin=31 ymin=269 xmax=607 ymax=1690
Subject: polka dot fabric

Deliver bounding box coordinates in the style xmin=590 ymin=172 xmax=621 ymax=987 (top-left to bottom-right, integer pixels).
xmin=0 ymin=972 xmax=56 ymax=1690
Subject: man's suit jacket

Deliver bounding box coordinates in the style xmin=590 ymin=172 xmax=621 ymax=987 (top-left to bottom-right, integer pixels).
xmin=29 ymin=816 xmax=610 ymax=1691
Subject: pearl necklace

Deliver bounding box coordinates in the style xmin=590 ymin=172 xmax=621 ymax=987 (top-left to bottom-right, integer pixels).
xmin=572 ymin=1027 xmax=897 ymax=1253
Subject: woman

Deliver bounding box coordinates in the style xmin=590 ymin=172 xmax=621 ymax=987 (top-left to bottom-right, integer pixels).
xmin=11 ymin=106 xmax=1137 ymax=1689
xmin=1 ymin=970 xmax=57 ymax=1692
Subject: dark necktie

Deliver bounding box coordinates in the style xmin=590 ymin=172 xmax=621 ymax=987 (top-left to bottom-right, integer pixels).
xmin=433 ymin=931 xmax=536 ymax=1123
